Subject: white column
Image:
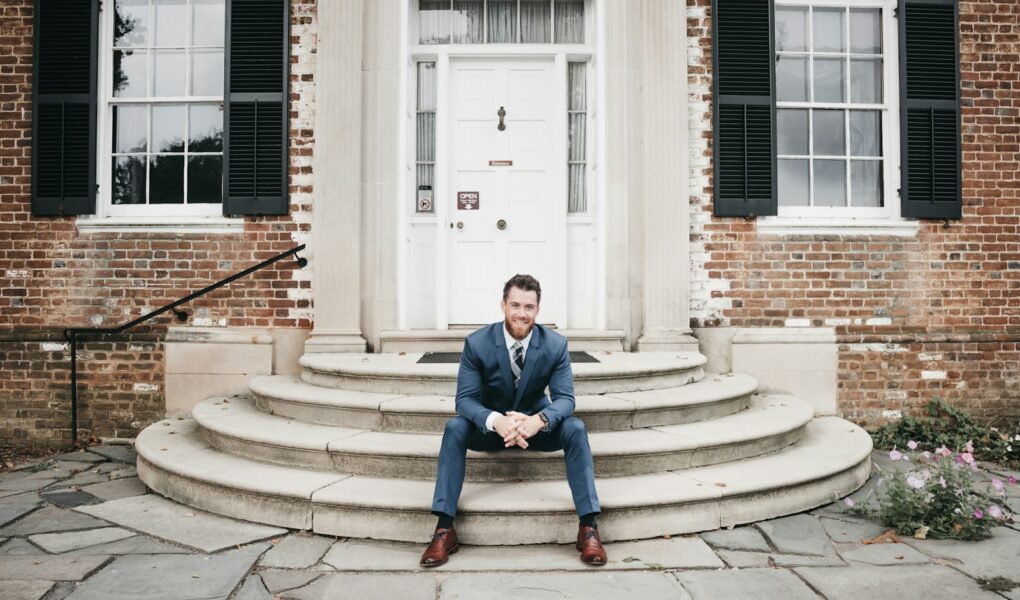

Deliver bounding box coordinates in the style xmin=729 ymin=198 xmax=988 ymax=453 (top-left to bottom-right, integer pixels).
xmin=635 ymin=0 xmax=699 ymax=352
xmin=359 ymin=0 xmax=402 ymax=351
xmin=601 ymin=0 xmax=643 ymax=346
xmin=304 ymin=0 xmax=368 ymax=353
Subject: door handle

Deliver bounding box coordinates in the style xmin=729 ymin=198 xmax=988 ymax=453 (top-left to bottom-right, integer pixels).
xmin=497 ymin=106 xmax=506 ymax=131
xmin=496 ymin=219 xmax=507 ymax=230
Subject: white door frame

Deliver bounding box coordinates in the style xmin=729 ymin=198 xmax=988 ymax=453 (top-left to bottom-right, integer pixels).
xmin=401 ymin=49 xmax=599 ymax=330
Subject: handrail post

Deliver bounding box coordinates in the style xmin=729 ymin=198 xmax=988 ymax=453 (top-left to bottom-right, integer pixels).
xmin=69 ymin=330 xmax=79 ymax=449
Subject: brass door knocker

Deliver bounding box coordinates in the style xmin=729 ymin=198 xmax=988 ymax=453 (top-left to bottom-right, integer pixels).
xmin=497 ymin=106 xmax=506 ymax=131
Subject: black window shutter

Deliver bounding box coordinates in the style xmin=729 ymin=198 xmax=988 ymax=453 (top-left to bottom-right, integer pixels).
xmin=224 ymin=0 xmax=290 ymax=216
xmin=900 ymin=0 xmax=961 ymax=219
xmin=31 ymin=0 xmax=99 ymax=216
xmin=712 ymin=0 xmax=777 ymax=218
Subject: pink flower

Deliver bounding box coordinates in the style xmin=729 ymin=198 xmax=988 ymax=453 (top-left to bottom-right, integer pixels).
xmin=889 ymin=449 xmax=904 ymax=461
xmin=964 ymin=440 xmax=975 ymax=453
xmin=907 ymin=440 xmax=918 ymax=450
xmin=920 ymin=451 xmax=931 ymax=461
xmin=956 ymin=452 xmax=975 ymax=466
xmin=906 ymin=475 xmax=925 ymax=490
xmin=992 ymin=478 xmax=1004 ymax=492
xmin=1009 ymin=475 xmax=1017 ymax=486
xmin=844 ymin=497 xmax=855 ymax=508
xmin=988 ymin=505 xmax=1003 ymax=520
xmin=938 ymin=476 xmax=947 ymax=488
xmin=936 ymin=446 xmax=951 ymax=458
xmin=974 ymin=508 xmax=984 ymax=520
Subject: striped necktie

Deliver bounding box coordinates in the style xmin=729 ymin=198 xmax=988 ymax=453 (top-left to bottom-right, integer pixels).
xmin=511 ymin=341 xmax=524 ymax=389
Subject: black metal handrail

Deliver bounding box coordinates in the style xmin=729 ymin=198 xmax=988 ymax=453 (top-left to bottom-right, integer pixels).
xmin=62 ymin=244 xmax=307 ymax=449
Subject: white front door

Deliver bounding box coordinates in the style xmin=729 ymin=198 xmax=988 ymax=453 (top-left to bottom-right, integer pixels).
xmin=447 ymin=57 xmax=566 ymax=326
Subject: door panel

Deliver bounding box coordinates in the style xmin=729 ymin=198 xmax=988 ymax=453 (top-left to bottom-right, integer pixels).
xmin=447 ymin=57 xmax=565 ymax=325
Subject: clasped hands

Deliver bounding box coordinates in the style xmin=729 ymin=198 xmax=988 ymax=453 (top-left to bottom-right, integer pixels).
xmin=493 ymin=411 xmax=544 ymax=448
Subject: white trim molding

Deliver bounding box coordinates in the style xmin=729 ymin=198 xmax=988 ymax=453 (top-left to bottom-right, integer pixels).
xmin=75 ymin=216 xmax=244 ymax=234
xmin=756 ymin=216 xmax=918 ymax=237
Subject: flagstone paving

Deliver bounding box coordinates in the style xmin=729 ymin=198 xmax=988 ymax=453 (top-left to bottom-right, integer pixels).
xmin=0 ymin=446 xmax=1015 ymax=600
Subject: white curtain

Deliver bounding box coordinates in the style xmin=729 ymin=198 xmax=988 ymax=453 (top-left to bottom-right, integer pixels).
xmin=555 ymin=0 xmax=584 ymax=43
xmin=417 ymin=63 xmax=437 ymax=210
xmin=452 ymin=1 xmax=484 ymax=43
xmin=419 ymin=1 xmax=451 ymax=44
xmin=567 ymin=62 xmax=586 ymax=213
xmin=487 ymin=0 xmax=517 ymax=43
xmin=521 ymin=0 xmax=551 ymax=43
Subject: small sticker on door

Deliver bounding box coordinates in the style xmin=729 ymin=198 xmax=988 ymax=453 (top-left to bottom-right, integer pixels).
xmin=488 ymin=160 xmax=513 ymax=167
xmin=457 ymin=191 xmax=480 ymax=210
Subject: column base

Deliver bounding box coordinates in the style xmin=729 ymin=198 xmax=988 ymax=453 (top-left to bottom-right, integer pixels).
xmin=635 ymin=329 xmax=701 ymax=352
xmin=303 ymin=332 xmax=368 ymax=353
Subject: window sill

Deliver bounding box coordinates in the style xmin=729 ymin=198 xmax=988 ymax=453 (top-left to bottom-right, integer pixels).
xmin=756 ymin=216 xmax=919 ymax=237
xmin=75 ymin=216 xmax=245 ymax=234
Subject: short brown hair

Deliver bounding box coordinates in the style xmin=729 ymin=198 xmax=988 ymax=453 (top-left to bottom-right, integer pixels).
xmin=502 ymin=274 xmax=541 ymax=305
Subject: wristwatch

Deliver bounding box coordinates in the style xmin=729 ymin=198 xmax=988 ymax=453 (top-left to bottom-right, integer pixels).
xmin=537 ymin=411 xmax=550 ymax=432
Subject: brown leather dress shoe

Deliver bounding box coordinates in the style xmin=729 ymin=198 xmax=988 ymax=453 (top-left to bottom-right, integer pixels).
xmin=420 ymin=527 xmax=459 ymax=568
xmin=576 ymin=525 xmax=607 ymax=566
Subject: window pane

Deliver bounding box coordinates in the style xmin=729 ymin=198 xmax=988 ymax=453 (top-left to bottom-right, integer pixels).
xmin=417 ymin=62 xmax=437 ymax=111
xmin=569 ymin=163 xmax=586 ymax=213
xmin=188 ymin=104 xmax=223 ymax=152
xmin=154 ymin=0 xmax=188 ymax=47
xmin=191 ymin=49 xmax=224 ymax=96
xmin=419 ymin=1 xmax=451 ymax=44
xmin=813 ymin=110 xmax=845 ymax=156
xmin=813 ymin=7 xmax=845 ymax=53
xmin=850 ymin=58 xmax=882 ymax=103
xmin=568 ymin=62 xmax=586 ymax=111
xmin=112 ymin=156 xmax=147 ymax=204
xmin=849 ymin=111 xmax=881 ymax=157
xmin=555 ymin=0 xmax=584 ymax=44
xmin=113 ymin=50 xmax=147 ymax=97
xmin=152 ymin=105 xmax=186 ymax=153
xmin=488 ymin=0 xmax=518 ymax=43
xmin=187 ymin=155 xmax=222 ymax=203
xmin=150 ymin=155 xmax=184 ymax=203
xmin=113 ymin=105 xmax=148 ymax=153
xmin=569 ymin=114 xmax=586 ymax=162
xmin=521 ymin=0 xmax=551 ymax=43
xmin=778 ymin=159 xmax=809 ymax=206
xmin=192 ymin=0 xmax=225 ymax=46
xmin=153 ymin=50 xmax=186 ymax=97
xmin=851 ymin=161 xmax=882 ymax=207
xmin=114 ymin=0 xmax=150 ymax=47
xmin=777 ymin=56 xmax=808 ymax=102
xmin=775 ymin=7 xmax=807 ymax=52
xmin=813 ymin=57 xmax=845 ymax=102
xmin=451 ymin=1 xmax=483 ymax=43
xmin=850 ymin=9 xmax=881 ymax=54
xmin=777 ymin=109 xmax=808 ymax=155
xmin=814 ymin=159 xmax=847 ymax=206
xmin=417 ymin=113 xmax=435 ymax=162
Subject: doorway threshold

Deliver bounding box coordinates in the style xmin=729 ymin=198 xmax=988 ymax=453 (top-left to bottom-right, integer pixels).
xmin=379 ymin=329 xmax=625 ymax=353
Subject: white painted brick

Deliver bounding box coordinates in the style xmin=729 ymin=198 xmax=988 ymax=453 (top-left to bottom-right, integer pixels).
xmin=133 ymin=383 xmax=160 ymax=392
xmin=824 ymin=318 xmax=852 ymax=326
xmin=866 ymin=317 xmax=893 ymax=326
xmin=6 ymin=269 xmax=29 ymax=278
xmin=884 ymin=390 xmax=908 ymax=400
xmin=921 ymin=370 xmax=947 ymax=380
xmin=847 ymin=343 xmax=907 ymax=353
xmin=882 ymin=410 xmax=903 ymax=420
xmin=918 ymin=353 xmax=943 ymax=361
xmin=784 ymin=318 xmax=811 ymax=327
xmin=41 ymin=342 xmax=69 ymax=352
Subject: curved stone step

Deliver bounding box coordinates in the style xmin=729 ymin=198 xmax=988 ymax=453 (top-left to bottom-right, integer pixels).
xmin=298 ymin=352 xmax=707 ymax=395
xmin=250 ymin=372 xmax=757 ymax=433
xmin=136 ymin=417 xmax=872 ymax=544
xmin=193 ymin=395 xmax=813 ymax=480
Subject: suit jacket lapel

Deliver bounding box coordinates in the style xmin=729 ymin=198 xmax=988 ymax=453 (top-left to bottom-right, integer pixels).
xmin=492 ymin=324 xmax=514 ymax=400
xmin=513 ymin=325 xmax=543 ymax=408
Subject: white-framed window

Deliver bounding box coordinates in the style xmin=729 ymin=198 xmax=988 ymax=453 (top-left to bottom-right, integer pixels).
xmin=417 ymin=0 xmax=585 ymax=45
xmin=772 ymin=0 xmax=900 ymax=222
xmin=94 ymin=0 xmax=227 ymax=220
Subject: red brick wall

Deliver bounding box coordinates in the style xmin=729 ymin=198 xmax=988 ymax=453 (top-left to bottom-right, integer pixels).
xmin=688 ymin=0 xmax=1020 ymax=427
xmin=0 ymin=0 xmax=317 ymax=446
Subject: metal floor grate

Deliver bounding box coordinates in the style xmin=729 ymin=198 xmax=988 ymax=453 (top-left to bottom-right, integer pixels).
xmin=417 ymin=351 xmax=600 ymax=364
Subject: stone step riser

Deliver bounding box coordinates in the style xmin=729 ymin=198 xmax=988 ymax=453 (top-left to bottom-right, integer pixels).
xmin=139 ymin=452 xmax=871 ymax=545
xmin=198 ymin=424 xmax=807 ymax=481
xmin=299 ymin=367 xmax=707 ymax=396
xmin=252 ymin=391 xmax=752 ymax=434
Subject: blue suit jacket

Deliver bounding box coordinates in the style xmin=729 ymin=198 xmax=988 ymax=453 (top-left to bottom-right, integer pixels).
xmin=455 ymin=323 xmax=576 ymax=433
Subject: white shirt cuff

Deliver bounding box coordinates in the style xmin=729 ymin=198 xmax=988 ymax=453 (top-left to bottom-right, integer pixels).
xmin=485 ymin=411 xmax=499 ymax=432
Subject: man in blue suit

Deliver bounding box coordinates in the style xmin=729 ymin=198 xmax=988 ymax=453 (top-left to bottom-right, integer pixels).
xmin=420 ymin=274 xmax=606 ymax=567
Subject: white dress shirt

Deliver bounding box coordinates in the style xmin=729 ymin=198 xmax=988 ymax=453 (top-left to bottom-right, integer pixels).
xmin=484 ymin=325 xmax=533 ymax=431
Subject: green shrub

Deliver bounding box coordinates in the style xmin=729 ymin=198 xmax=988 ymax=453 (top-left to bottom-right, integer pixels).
xmin=871 ymin=397 xmax=1020 ymax=468
xmin=846 ymin=442 xmax=1016 ymax=540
